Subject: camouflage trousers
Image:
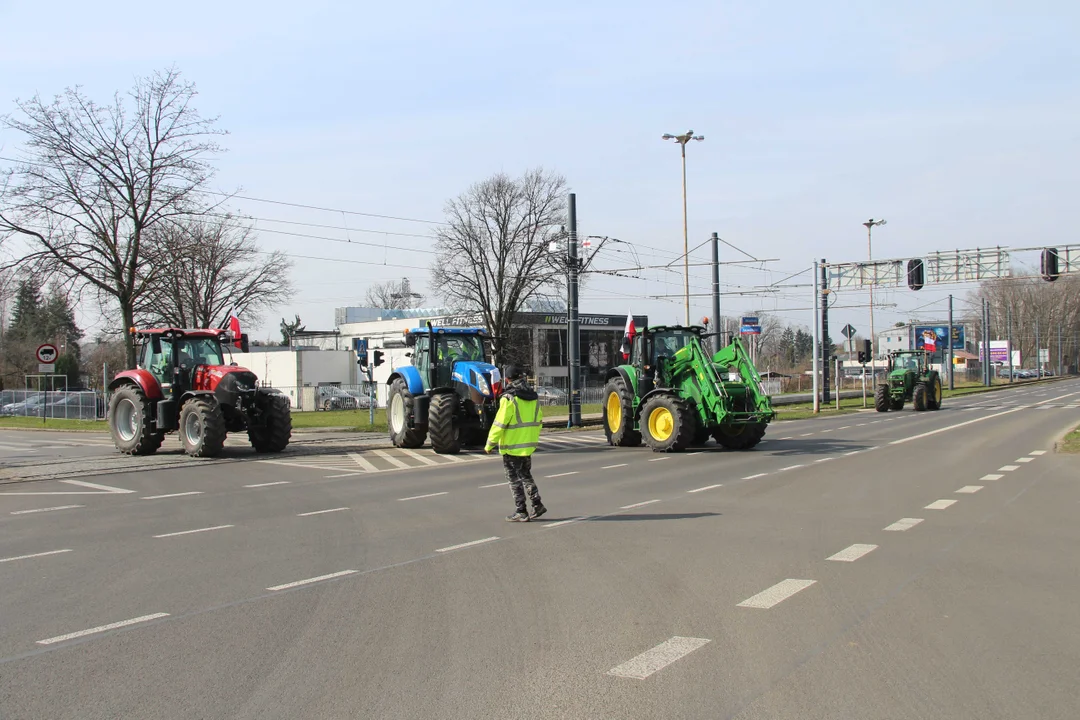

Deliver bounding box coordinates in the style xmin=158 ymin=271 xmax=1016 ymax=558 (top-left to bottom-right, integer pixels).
xmin=503 ymin=455 xmax=542 ymax=514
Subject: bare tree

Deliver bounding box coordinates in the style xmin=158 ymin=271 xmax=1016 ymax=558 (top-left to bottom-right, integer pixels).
xmin=0 ymin=69 xmax=227 ymax=367
xmin=136 ymin=216 xmax=293 ymax=329
xmin=364 ymin=277 xmax=425 ymax=310
xmin=431 ymin=168 xmax=567 ymax=362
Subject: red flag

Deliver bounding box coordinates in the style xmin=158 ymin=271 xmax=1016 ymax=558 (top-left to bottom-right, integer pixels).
xmin=619 ymin=312 xmax=636 ymax=360
xmin=229 ymin=316 xmax=243 ymax=349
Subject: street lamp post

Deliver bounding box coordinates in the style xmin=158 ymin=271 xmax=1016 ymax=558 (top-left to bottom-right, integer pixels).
xmin=663 ymin=130 xmax=704 ymax=325
xmin=862 ymin=218 xmax=886 ymax=379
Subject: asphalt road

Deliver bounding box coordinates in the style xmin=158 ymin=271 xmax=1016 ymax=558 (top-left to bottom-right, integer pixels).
xmin=1 ymin=381 xmax=1078 ymax=719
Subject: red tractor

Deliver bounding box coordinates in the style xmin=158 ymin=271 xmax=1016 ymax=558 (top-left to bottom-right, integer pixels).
xmin=107 ymin=326 xmax=291 ymax=457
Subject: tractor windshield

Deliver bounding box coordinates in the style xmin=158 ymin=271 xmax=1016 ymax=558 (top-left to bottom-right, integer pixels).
xmin=651 ymin=330 xmax=696 ymax=363
xmin=436 ymin=335 xmax=485 ymax=363
xmin=173 ymin=337 xmax=225 ymax=368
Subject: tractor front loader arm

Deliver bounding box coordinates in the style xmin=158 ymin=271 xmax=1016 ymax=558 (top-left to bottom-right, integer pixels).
xmin=712 ymin=337 xmax=774 ymax=416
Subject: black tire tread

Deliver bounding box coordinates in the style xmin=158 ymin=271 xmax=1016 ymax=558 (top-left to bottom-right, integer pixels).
xmin=108 ymin=384 xmax=164 ymax=456
xmin=713 ymin=421 xmax=767 ymax=450
xmin=180 ymin=397 xmax=227 ymax=457
xmin=428 ymin=392 xmax=460 ymax=454
xmin=927 ymin=375 xmax=942 ymax=410
xmin=874 ymin=383 xmax=890 ymax=413
xmin=603 ymin=376 xmax=642 ymax=447
xmin=913 ymin=382 xmax=928 ymax=412
xmin=249 ymin=393 xmax=292 ymax=452
xmin=388 ymin=378 xmax=427 ymax=448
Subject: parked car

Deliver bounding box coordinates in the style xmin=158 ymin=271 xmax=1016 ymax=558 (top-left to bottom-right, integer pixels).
xmin=535 ymin=386 xmax=567 ymax=406
xmin=317 ymin=385 xmax=358 ymax=410
xmin=1 ymin=393 xmax=46 ymax=416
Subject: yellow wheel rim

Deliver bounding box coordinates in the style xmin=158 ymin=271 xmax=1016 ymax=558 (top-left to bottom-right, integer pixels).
xmin=607 ymin=392 xmax=622 ymax=432
xmin=935 ymin=381 xmax=942 ymax=403
xmin=648 ymin=406 xmax=674 ymax=441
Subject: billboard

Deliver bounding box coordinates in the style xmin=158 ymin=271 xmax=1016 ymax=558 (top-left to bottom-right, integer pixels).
xmin=979 ymin=340 xmax=1012 ymax=364
xmin=914 ymin=325 xmax=965 ymax=351
xmin=740 ymin=316 xmax=761 ymax=335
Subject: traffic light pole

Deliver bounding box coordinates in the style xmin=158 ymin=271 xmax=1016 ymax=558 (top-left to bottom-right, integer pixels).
xmin=820 ymin=259 xmax=831 ymax=405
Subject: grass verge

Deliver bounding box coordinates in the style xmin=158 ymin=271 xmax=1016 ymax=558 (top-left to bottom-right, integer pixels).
xmin=0 ymin=416 xmax=108 ymax=431
xmin=1059 ymin=425 xmax=1080 ymax=454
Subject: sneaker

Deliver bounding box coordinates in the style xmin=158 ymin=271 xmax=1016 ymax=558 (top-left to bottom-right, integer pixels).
xmin=505 ymin=512 xmax=530 ymax=522
xmin=529 ymin=505 xmax=547 ymax=520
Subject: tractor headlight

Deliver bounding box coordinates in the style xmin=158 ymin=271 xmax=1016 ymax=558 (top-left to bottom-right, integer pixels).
xmin=475 ymin=373 xmax=491 ymax=396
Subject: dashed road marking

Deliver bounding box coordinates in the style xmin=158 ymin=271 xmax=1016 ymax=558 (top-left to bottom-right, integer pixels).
xmin=297 ymin=507 xmax=349 ymax=517
xmin=267 ymin=570 xmax=356 ymax=591
xmin=36 ymin=613 xmax=170 ymax=646
xmin=10 ymin=505 xmax=83 ymax=515
xmin=738 ymin=579 xmax=816 ymax=609
xmin=743 ymin=473 xmax=767 ymax=480
xmin=436 ymin=536 xmax=499 ymax=553
xmin=814 ymin=457 xmax=835 ymax=463
xmin=0 ymin=548 xmax=73 ymax=563
xmin=544 ymin=516 xmax=589 ymax=528
xmin=956 ymin=485 xmax=983 ymax=494
xmin=245 ymin=481 xmax=290 ymax=488
xmin=620 ymin=499 xmax=661 ymax=510
xmin=998 ymin=465 xmax=1019 ymax=472
xmin=777 ymin=464 xmax=804 ymax=472
xmin=1014 ymin=457 xmax=1034 ymax=463
xmin=925 ymin=499 xmax=957 ymax=510
xmin=153 ymin=524 xmax=234 ymax=538
xmin=800 ymin=433 xmax=814 ymax=437
xmin=884 ymin=518 xmax=923 ymax=532
xmin=980 ymin=474 xmax=1004 ymax=481
xmin=827 ymin=544 xmax=878 ymax=562
xmin=1029 ymin=450 xmax=1047 ymax=456
xmin=687 ymin=484 xmax=723 ymax=493
xmin=601 ymin=463 xmax=628 ymax=469
xmin=606 ymin=637 xmax=711 ymax=680
xmin=398 ymin=492 xmax=449 ymax=501
xmin=141 ymin=492 xmax=203 ymax=500
xmin=61 ymin=480 xmax=135 ymax=494
xmin=546 ymin=471 xmax=579 ymax=478
xmin=648 ymin=457 xmax=670 ymax=462
xmin=371 ymin=449 xmax=411 ymax=469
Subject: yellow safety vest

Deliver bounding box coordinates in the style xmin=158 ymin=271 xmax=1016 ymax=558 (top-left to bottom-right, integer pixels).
xmin=485 ymin=395 xmax=543 ymax=456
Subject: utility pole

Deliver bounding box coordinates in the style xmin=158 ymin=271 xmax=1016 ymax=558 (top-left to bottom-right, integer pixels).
xmin=567 ymin=193 xmax=581 ymax=427
xmin=1034 ymin=315 xmax=1040 ymax=378
xmin=821 ymin=259 xmax=831 ymax=404
xmin=812 ymin=260 xmax=820 ymax=414
xmin=982 ymin=299 xmax=991 ymax=386
xmin=947 ymin=294 xmax=955 ymax=390
xmin=662 ymin=131 xmax=704 ymax=324
xmin=710 ymin=232 xmax=721 ymax=353
xmin=862 ymin=219 xmax=887 ymax=371
xmin=1058 ymin=323 xmax=1063 ymax=376
xmin=1007 ymin=304 xmax=1014 ymax=383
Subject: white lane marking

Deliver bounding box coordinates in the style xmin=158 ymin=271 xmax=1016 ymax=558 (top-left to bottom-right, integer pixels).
xmin=648 ymin=457 xmax=670 ymax=462
xmin=479 ymin=481 xmax=507 ymax=488
xmin=621 ymin=499 xmax=661 ymax=509
xmin=884 ymin=518 xmax=923 ymax=532
xmin=980 ymin=474 xmax=1004 ymax=481
xmin=141 ymin=491 xmax=203 ymax=500
xmin=925 ymin=499 xmax=957 ymax=510
xmin=814 ymin=457 xmax=835 ymax=463
xmin=687 ymin=484 xmax=723 ymax=493
xmin=153 ymin=524 xmax=234 ymax=538
xmin=436 ymin=536 xmax=499 ymax=553
xmin=398 ymin=492 xmax=449 ymax=501
xmin=890 ymin=392 xmax=1080 ymax=448
xmin=779 ymin=437 xmax=793 ymax=440
xmin=685 ymin=451 xmax=704 ymax=456
xmin=36 ymin=613 xmax=170 ymax=646
xmin=297 ymin=507 xmax=349 ymax=517
xmin=827 ymin=544 xmax=878 ymax=562
xmin=601 ymin=463 xmax=628 ymax=469
xmin=956 ymin=485 xmax=983 ymax=494
xmin=856 ymin=423 xmax=868 ymax=427
xmin=245 ymin=481 xmax=291 ymax=488
xmin=819 ymin=429 xmax=833 ymax=434
xmin=10 ymin=505 xmax=83 ymax=515
xmin=743 ymin=473 xmax=767 ymax=480
xmin=267 ymin=570 xmax=357 ymax=591
xmin=737 ymin=579 xmax=816 ymax=609
xmin=371 ymin=449 xmax=411 ymax=469
xmin=437 ymin=452 xmax=468 ymax=462
xmin=777 ymin=464 xmax=804 ymax=472
xmin=547 ymin=471 xmax=579 ymax=478
xmin=0 ymin=548 xmax=73 ymax=563
xmin=998 ymin=465 xmax=1019 ymax=472
xmin=60 ymin=479 xmax=135 ymax=494
xmin=800 ymin=433 xmax=814 ymax=437
xmin=347 ymin=452 xmax=378 ymax=473
xmin=844 ymin=450 xmax=863 ymax=456
xmin=544 ymin=516 xmax=589 ymax=528
xmin=324 ymin=472 xmax=363 ymax=479
xmin=1029 ymin=450 xmax=1047 ymax=456
xmin=606 ymin=637 xmax=712 ymax=680
xmin=838 ymin=426 xmax=851 ymax=430
xmin=1015 ymin=457 xmax=1035 ymax=463
xmin=399 ymin=448 xmax=440 ymax=466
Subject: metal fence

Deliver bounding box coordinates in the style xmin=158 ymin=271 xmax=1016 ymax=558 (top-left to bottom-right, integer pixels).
xmin=0 ymin=390 xmax=104 ymax=420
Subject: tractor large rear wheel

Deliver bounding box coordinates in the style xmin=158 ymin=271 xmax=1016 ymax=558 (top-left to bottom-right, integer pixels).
xmin=713 ymin=422 xmax=767 ymax=450
xmin=109 ymin=384 xmax=164 ymax=456
xmin=640 ymin=394 xmax=694 ymax=452
xmin=603 ymin=377 xmax=641 ymax=447
xmin=179 ymin=397 xmax=227 ymax=457
xmin=249 ymin=393 xmax=292 ymax=453
xmin=913 ymin=383 xmax=929 ymax=412
xmin=428 ymin=392 xmax=461 ymax=454
xmin=388 ymin=378 xmax=427 ymax=448
xmin=927 ymin=375 xmax=943 ymax=410
xmin=874 ymin=384 xmax=890 ymax=413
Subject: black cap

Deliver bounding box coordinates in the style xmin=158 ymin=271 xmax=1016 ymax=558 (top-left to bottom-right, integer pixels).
xmin=503 ymin=365 xmax=525 ymax=380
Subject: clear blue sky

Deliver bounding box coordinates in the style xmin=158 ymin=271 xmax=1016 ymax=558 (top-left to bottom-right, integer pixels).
xmin=2 ymin=0 xmax=1076 ymax=344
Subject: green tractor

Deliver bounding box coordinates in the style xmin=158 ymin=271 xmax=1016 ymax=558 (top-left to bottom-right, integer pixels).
xmin=874 ymin=349 xmax=943 ymax=412
xmin=602 ymin=325 xmax=775 ymax=452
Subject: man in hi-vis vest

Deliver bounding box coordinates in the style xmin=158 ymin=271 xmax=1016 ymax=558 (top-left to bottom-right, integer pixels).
xmin=485 ymin=365 xmax=547 ymax=522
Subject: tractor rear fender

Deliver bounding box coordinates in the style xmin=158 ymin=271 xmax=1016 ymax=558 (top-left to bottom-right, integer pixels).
xmin=389 ymin=366 xmax=425 ymax=396
xmin=109 ymin=370 xmax=164 ymax=400
xmin=604 ymin=366 xmax=639 ymax=397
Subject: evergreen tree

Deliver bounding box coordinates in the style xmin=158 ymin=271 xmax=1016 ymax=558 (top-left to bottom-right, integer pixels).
xmin=8 ymin=278 xmax=43 ymax=342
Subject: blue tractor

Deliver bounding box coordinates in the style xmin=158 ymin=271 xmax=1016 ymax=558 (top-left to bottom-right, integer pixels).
xmin=386 ymin=323 xmax=502 ymax=454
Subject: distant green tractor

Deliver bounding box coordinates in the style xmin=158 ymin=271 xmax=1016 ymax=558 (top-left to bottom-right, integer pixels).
xmin=603 ymin=325 xmax=775 ymax=452
xmin=874 ymin=349 xmax=942 ymax=412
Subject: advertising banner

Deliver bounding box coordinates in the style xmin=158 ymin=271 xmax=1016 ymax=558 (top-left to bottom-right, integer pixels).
xmin=914 ymin=324 xmax=965 ymax=351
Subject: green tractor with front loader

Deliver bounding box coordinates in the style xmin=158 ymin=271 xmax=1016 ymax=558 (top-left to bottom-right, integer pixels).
xmin=602 ymin=325 xmax=775 ymax=452
xmin=874 ymin=349 xmax=943 ymax=412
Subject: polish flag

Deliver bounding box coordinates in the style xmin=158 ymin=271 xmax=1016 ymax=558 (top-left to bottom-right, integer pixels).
xmin=619 ymin=312 xmax=636 ymax=360
xmin=229 ymin=316 xmax=243 ymax=349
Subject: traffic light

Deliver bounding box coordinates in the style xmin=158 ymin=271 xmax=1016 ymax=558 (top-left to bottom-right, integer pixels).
xmin=372 ymin=349 xmax=385 ymax=367
xmin=907 ymin=258 xmax=925 ymax=291
xmin=862 ymin=338 xmax=872 ymax=361
xmin=857 ymin=350 xmax=867 ymax=364
xmin=1041 ymin=248 xmax=1060 ymax=282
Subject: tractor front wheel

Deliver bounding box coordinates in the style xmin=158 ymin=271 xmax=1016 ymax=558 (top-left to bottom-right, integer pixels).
xmin=388 ymin=378 xmax=427 ymax=448
xmin=927 ymin=376 xmax=943 ymax=410
xmin=713 ymin=422 xmax=767 ymax=450
xmin=640 ymin=394 xmax=694 ymax=452
xmin=603 ymin=377 xmax=641 ymax=447
xmin=428 ymin=392 xmax=461 ymax=454
xmin=179 ymin=397 xmax=227 ymax=457
xmin=913 ymin=383 xmax=929 ymax=411
xmin=874 ymin=384 xmax=890 ymax=413
xmin=109 ymin=384 xmax=164 ymax=455
xmin=249 ymin=393 xmax=292 ymax=453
